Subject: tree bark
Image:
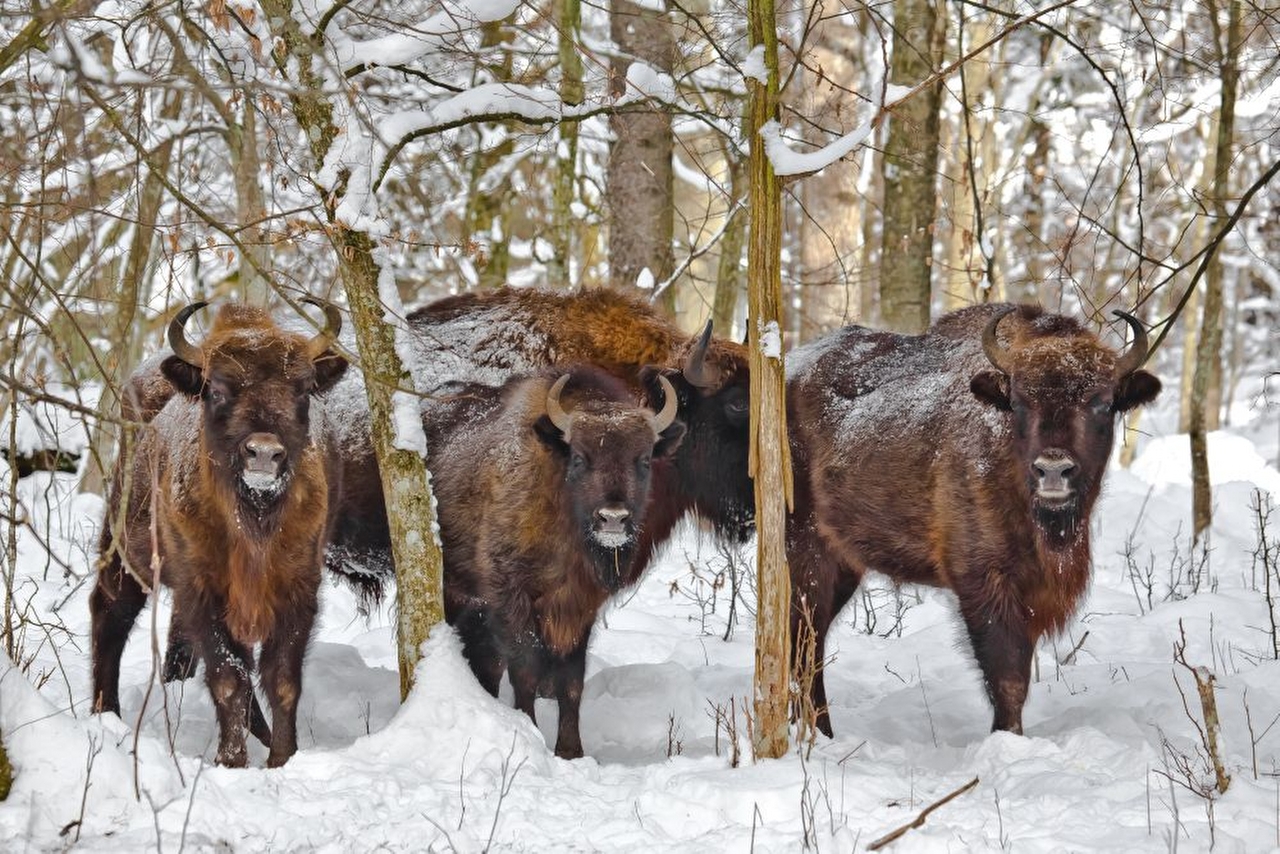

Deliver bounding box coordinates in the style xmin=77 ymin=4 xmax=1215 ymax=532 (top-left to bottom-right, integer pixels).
xmin=746 ymin=0 xmax=792 ymax=761
xmin=1190 ymin=0 xmax=1241 ymax=541
xmin=0 ymin=730 xmax=10 ymax=801
xmin=607 ymin=0 xmax=675 ymax=305
xmin=878 ymin=0 xmax=945 ymax=333
xmin=712 ymin=149 xmax=746 ymax=334
xmin=262 ymin=1 xmax=447 ymax=697
xmin=463 ymin=21 xmax=515 ymax=290
xmin=549 ymin=0 xmax=584 ymax=288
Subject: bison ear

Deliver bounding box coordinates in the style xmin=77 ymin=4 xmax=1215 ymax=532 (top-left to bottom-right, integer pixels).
xmin=533 ymin=415 xmax=569 ymax=456
xmin=313 ymin=352 xmax=349 ymax=395
xmin=1114 ymin=369 xmax=1161 ymax=413
xmin=654 ymin=421 xmax=686 ymax=459
xmin=639 ymin=365 xmax=688 ymax=407
xmin=970 ymin=370 xmax=1011 ymax=411
xmin=160 ymin=354 xmax=204 ymax=398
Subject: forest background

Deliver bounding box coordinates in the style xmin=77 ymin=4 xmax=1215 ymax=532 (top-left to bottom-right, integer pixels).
xmin=1 ymin=0 xmax=1279 ymax=848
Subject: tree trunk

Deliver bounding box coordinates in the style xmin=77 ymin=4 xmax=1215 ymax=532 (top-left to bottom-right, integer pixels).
xmin=549 ymin=0 xmax=584 ymax=288
xmin=463 ymin=21 xmax=515 ymax=290
xmin=746 ymin=0 xmax=792 ymax=761
xmin=878 ymin=0 xmax=945 ymax=334
xmin=607 ymin=0 xmax=675 ymax=305
xmin=262 ymin=0 xmax=447 ymax=697
xmin=712 ymin=149 xmax=746 ymax=334
xmin=1190 ymin=0 xmax=1241 ymax=541
xmin=230 ymin=97 xmax=271 ymax=304
xmin=0 ymin=730 xmax=10 ymax=801
xmin=79 ymin=88 xmax=184 ymax=495
xmin=339 ymin=233 xmax=447 ymax=699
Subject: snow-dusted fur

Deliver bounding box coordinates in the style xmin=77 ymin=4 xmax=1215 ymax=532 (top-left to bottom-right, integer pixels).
xmin=787 ymin=303 xmax=1162 ymax=737
xmin=426 ymin=365 xmax=684 ymax=759
xmin=90 ymin=304 xmax=349 ymax=768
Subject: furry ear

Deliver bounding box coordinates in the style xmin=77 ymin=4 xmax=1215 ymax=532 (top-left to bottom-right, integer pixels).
xmin=639 ymin=365 xmax=689 ymax=409
xmin=313 ymin=351 xmax=349 ymax=394
xmin=1114 ymin=370 xmax=1161 ymax=413
xmin=970 ymin=370 xmax=1011 ymax=411
xmin=160 ymin=354 xmax=204 ymax=398
xmin=653 ymin=421 xmax=686 ymax=459
xmin=533 ymin=414 xmax=569 ymax=456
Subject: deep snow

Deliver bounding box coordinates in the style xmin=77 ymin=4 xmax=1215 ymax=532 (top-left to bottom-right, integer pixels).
xmin=2 ymin=388 xmax=1280 ymax=852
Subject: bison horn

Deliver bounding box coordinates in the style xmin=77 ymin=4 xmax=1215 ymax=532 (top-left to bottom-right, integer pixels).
xmin=651 ymin=374 xmax=679 ymax=433
xmin=546 ymin=374 xmax=574 ymax=435
xmin=300 ymin=297 xmax=342 ymax=360
xmin=168 ymin=301 xmax=209 ymax=367
xmin=682 ymin=320 xmax=720 ymax=390
xmin=981 ymin=307 xmax=1018 ymax=375
xmin=1111 ymin=310 xmax=1149 ymax=376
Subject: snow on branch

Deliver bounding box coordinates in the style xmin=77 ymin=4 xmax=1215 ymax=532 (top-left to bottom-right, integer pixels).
xmin=760 ymin=119 xmax=874 ymax=178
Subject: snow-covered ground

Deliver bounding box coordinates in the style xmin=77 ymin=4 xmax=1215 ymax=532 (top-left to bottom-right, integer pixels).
xmin=2 ymin=387 xmax=1280 ymax=852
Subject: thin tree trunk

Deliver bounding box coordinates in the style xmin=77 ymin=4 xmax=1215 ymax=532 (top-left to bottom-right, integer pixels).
xmin=607 ymin=0 xmax=675 ymax=306
xmin=230 ymin=98 xmax=271 ymax=304
xmin=464 ymin=21 xmax=514 ymax=290
xmin=712 ymin=149 xmax=746 ymax=334
xmin=746 ymin=0 xmax=792 ymax=761
xmin=0 ymin=730 xmax=10 ymax=801
xmin=878 ymin=0 xmax=945 ymax=333
xmin=549 ymin=0 xmax=584 ymax=288
xmin=1190 ymin=0 xmax=1241 ymax=541
xmin=263 ymin=0 xmax=446 ymax=697
xmin=80 ymin=88 xmax=184 ymax=496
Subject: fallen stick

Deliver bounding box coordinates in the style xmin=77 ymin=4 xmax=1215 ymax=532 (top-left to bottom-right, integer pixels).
xmin=867 ymin=776 xmax=981 ymax=851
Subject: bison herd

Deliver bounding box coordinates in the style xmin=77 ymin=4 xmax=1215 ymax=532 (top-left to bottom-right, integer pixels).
xmin=89 ymin=289 xmax=1160 ymax=766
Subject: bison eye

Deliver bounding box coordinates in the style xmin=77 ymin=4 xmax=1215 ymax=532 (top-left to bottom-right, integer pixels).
xmin=723 ymin=391 xmax=749 ymax=424
xmin=637 ymin=455 xmax=651 ymax=472
xmin=569 ymin=452 xmax=587 ymax=472
xmin=205 ymin=379 xmax=232 ymax=408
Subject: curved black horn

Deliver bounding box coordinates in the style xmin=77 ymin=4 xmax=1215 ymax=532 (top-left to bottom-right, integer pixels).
xmin=981 ymin=307 xmax=1017 ymax=375
xmin=1111 ymin=310 xmax=1149 ymax=376
xmin=546 ymin=374 xmax=573 ymax=435
xmin=168 ymin=301 xmax=209 ymax=367
xmin=651 ymin=374 xmax=679 ymax=432
xmin=300 ymin=297 xmax=342 ymax=360
xmin=682 ymin=319 xmax=720 ymax=389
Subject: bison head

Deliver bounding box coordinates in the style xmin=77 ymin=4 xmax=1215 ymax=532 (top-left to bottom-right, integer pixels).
xmin=969 ymin=306 xmax=1161 ymax=545
xmin=640 ymin=321 xmax=754 ymax=543
xmin=535 ymin=372 xmax=685 ymax=590
xmin=160 ymin=300 xmax=349 ymax=522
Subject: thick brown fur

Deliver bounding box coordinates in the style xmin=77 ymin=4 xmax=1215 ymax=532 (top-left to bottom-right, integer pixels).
xmin=90 ymin=304 xmax=348 ymax=768
xmin=320 ymin=287 xmax=753 ymax=598
xmin=428 ymin=364 xmax=685 ymax=759
xmin=787 ymin=303 xmax=1161 ymax=737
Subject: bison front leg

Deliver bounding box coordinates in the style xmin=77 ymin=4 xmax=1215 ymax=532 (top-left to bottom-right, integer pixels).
xmin=200 ymin=622 xmax=260 ymax=767
xmin=161 ymin=616 xmax=197 ymax=683
xmin=959 ymin=603 xmax=1034 ymax=735
xmin=259 ymin=600 xmax=318 ymax=768
xmin=551 ymin=642 xmax=589 ymax=760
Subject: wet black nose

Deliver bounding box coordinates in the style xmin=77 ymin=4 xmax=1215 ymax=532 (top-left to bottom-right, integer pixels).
xmin=243 ymin=433 xmax=286 ymax=474
xmin=595 ymin=506 xmax=631 ymax=532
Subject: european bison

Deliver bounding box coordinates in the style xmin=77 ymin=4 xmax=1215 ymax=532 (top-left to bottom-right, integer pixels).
xmin=787 ymin=304 xmax=1161 ymax=737
xmin=90 ymin=300 xmax=349 ymax=767
xmin=428 ymin=365 xmax=684 ymax=759
xmin=325 ymin=286 xmax=753 ymax=596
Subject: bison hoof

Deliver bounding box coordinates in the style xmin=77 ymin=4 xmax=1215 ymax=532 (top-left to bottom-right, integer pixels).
xmin=161 ymin=644 xmax=197 ymax=683
xmin=554 ymin=744 xmax=585 ymax=760
xmin=266 ymin=750 xmax=295 ymax=769
xmin=215 ymin=748 xmax=248 ymax=768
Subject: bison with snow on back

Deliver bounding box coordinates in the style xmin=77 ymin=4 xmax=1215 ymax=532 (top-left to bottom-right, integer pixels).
xmin=90 ymin=301 xmax=348 ymax=767
xmin=428 ymin=365 xmax=684 ymax=759
xmin=324 ymin=287 xmax=754 ymax=594
xmin=786 ymin=304 xmax=1161 ymax=737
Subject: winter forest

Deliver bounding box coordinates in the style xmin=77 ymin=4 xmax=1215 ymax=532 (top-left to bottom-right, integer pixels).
xmin=2 ymin=0 xmax=1280 ymax=850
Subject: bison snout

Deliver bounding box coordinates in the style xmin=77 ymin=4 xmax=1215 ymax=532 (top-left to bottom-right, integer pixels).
xmin=592 ymin=505 xmax=634 ymax=548
xmin=242 ymin=433 xmax=286 ymax=483
xmin=1032 ymin=453 xmax=1076 ymax=501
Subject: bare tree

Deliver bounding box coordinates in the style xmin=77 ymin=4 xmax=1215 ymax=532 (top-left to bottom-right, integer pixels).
xmin=879 ymin=0 xmax=945 ymax=333
xmin=746 ymin=0 xmax=792 ymax=760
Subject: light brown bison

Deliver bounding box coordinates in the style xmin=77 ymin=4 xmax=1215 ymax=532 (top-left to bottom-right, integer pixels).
xmin=786 ymin=304 xmax=1161 ymax=737
xmin=90 ymin=300 xmax=348 ymax=767
xmin=428 ymin=365 xmax=684 ymax=758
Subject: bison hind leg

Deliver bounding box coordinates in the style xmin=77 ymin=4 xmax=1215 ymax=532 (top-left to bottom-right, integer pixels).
xmin=161 ymin=620 xmax=198 ymax=683
xmin=89 ymin=553 xmax=148 ymax=716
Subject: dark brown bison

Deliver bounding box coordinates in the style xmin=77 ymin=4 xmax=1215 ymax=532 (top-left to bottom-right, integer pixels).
xmin=325 ymin=286 xmax=753 ymax=595
xmin=786 ymin=303 xmax=1161 ymax=737
xmin=428 ymin=365 xmax=684 ymax=759
xmin=90 ymin=301 xmax=348 ymax=767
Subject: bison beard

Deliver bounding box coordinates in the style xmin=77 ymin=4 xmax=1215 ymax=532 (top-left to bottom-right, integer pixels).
xmin=787 ymin=303 xmax=1161 ymax=738
xmin=428 ymin=366 xmax=684 ymax=759
xmin=89 ymin=300 xmax=348 ymax=768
